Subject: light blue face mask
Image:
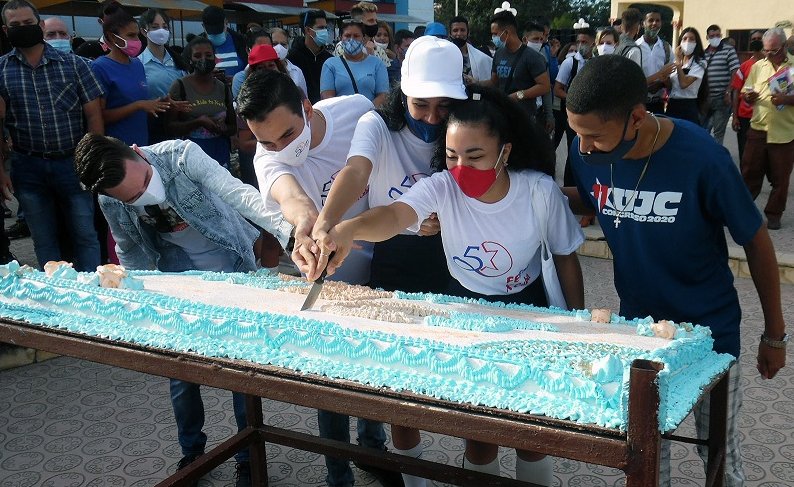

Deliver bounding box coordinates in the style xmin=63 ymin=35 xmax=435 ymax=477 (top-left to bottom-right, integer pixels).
xmin=311 ymin=28 xmax=330 ymax=46
xmin=207 ymin=31 xmax=227 ymax=47
xmin=492 ymin=31 xmax=505 ymax=50
xmin=46 ymin=39 xmax=71 ymax=53
xmin=342 ymin=38 xmax=363 ymax=56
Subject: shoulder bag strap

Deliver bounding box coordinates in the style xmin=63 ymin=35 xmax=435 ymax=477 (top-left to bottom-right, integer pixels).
xmin=504 ymin=44 xmax=527 ymax=94
xmin=339 ymin=56 xmax=359 ymax=94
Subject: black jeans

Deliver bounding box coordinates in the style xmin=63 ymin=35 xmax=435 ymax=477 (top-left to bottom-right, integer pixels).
xmin=0 ymin=223 xmax=10 ymax=263
xmin=737 ymin=116 xmax=751 ymax=162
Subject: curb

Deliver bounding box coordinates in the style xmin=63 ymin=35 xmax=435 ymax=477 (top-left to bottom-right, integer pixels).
xmin=577 ymin=234 xmax=794 ymax=285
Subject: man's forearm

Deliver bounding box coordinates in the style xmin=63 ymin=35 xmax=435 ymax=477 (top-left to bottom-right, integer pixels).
xmin=744 ymin=227 xmax=786 ymax=338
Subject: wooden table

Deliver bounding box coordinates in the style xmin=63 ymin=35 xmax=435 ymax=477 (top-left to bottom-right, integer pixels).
xmin=0 ymin=318 xmax=729 ymax=487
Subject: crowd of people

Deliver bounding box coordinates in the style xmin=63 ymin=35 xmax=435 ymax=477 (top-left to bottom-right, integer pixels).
xmin=0 ymin=0 xmax=790 ymax=486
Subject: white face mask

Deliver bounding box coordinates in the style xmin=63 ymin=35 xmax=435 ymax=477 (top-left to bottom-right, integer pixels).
xmin=146 ymin=28 xmax=170 ymax=46
xmin=274 ymin=43 xmax=289 ymax=60
xmin=261 ymin=109 xmax=311 ymax=167
xmin=597 ymin=43 xmax=615 ymax=56
xmin=129 ymin=165 xmax=166 ymax=207
xmin=526 ymin=41 xmax=543 ymax=52
xmin=708 ymin=37 xmax=721 ymax=48
xmin=374 ymin=41 xmax=389 ymax=50
xmin=680 ymin=41 xmax=695 ymax=56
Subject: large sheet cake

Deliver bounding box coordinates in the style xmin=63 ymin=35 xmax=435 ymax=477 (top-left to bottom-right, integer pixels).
xmin=0 ymin=262 xmax=733 ymax=432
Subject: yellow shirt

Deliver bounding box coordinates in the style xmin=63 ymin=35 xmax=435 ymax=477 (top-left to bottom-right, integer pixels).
xmin=743 ymin=53 xmax=794 ymax=144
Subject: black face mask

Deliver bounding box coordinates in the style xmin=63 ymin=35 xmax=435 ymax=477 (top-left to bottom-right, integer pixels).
xmin=363 ymin=23 xmax=379 ymax=38
xmin=192 ymin=58 xmax=216 ymax=75
xmin=7 ymin=24 xmax=44 ymax=49
xmin=449 ymin=36 xmax=467 ymax=48
xmin=748 ymin=40 xmax=763 ymax=52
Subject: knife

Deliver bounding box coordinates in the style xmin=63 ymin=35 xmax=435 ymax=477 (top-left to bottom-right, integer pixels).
xmin=300 ymin=251 xmax=334 ymax=311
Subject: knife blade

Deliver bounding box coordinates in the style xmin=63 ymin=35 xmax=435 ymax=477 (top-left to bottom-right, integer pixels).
xmin=300 ymin=252 xmax=334 ymax=311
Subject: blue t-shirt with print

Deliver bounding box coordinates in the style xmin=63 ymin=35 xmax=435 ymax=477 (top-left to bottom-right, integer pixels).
xmin=213 ymin=34 xmax=243 ymax=78
xmin=91 ymin=55 xmax=149 ymax=145
xmin=320 ymin=55 xmax=389 ymax=101
xmin=571 ymin=118 xmax=762 ymax=357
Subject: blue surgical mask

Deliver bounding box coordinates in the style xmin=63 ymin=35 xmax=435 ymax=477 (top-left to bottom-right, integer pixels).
xmin=207 ymin=31 xmax=227 ymax=47
xmin=578 ymin=114 xmax=637 ymax=166
xmin=342 ymin=38 xmax=364 ymax=56
xmin=311 ymin=28 xmax=330 ymax=46
xmin=492 ymin=34 xmax=505 ymax=50
xmin=404 ymin=109 xmax=442 ymax=143
xmin=46 ymin=39 xmax=71 ymax=53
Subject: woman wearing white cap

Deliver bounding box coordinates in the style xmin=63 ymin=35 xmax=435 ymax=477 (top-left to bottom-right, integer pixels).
xmin=304 ymin=36 xmax=467 ymax=486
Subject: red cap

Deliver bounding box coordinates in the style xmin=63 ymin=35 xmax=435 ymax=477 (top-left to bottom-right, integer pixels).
xmin=248 ymin=44 xmax=278 ymax=66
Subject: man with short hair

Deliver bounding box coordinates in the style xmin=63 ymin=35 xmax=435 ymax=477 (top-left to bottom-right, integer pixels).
xmin=448 ymin=15 xmax=492 ymax=84
xmin=565 ymin=54 xmax=786 ymax=487
xmin=237 ymin=70 xmax=402 ymax=487
xmin=74 ymin=133 xmax=290 ymax=486
xmin=635 ymin=10 xmax=674 ymax=114
xmin=394 ymin=29 xmax=415 ymax=61
xmin=288 ymin=9 xmax=332 ymax=104
xmin=42 ymin=16 xmax=71 ymax=53
xmin=489 ymin=11 xmax=551 ymax=118
xmin=200 ymin=5 xmax=247 ymax=78
xmin=554 ymin=27 xmax=595 ymax=187
xmin=0 ymin=0 xmax=104 ymax=272
xmin=740 ymin=28 xmax=794 ymax=231
xmin=703 ymin=24 xmax=740 ymax=144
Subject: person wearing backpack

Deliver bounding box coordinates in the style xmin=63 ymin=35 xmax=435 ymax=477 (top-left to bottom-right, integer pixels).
xmin=554 ymin=27 xmax=595 ymax=187
xmin=616 ymin=8 xmax=675 ymax=115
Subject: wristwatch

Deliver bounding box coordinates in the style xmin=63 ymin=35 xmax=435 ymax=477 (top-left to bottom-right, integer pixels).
xmin=761 ymin=333 xmax=789 ymax=349
xmin=515 ymin=90 xmax=525 ymax=100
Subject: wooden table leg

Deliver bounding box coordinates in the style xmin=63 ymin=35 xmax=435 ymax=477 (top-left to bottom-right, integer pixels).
xmin=625 ymin=359 xmax=663 ymax=487
xmin=245 ymin=394 xmax=268 ymax=487
xmin=705 ymin=371 xmax=729 ymax=487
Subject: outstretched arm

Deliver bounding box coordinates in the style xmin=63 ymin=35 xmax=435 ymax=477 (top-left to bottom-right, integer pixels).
xmin=744 ymin=225 xmax=786 ymax=379
xmin=311 ymin=202 xmax=418 ymax=280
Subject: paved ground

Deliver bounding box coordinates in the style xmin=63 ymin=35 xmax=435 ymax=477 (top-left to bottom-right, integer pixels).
xmin=1 ymin=127 xmax=793 ymax=486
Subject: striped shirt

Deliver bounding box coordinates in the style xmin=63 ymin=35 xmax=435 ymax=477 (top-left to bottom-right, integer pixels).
xmin=0 ymin=44 xmax=104 ymax=153
xmin=704 ymin=43 xmax=739 ymax=98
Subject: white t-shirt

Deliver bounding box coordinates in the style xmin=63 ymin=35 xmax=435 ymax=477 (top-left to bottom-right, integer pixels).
xmin=347 ymin=111 xmax=436 ymax=233
xmin=398 ymin=170 xmax=584 ymax=296
xmin=555 ymin=53 xmax=587 ymax=87
xmin=134 ymin=203 xmax=237 ymax=272
xmin=669 ymin=59 xmax=705 ymax=100
xmin=254 ymin=94 xmax=374 ymax=284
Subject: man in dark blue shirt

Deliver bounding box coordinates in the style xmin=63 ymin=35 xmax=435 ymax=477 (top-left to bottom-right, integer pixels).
xmin=564 ymin=55 xmax=786 ymax=487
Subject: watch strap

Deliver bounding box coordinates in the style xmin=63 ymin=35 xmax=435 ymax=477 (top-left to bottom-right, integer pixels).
xmin=761 ymin=333 xmax=789 ymax=349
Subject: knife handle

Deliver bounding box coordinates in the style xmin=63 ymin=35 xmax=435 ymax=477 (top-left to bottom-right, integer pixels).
xmin=317 ymin=250 xmax=335 ymax=283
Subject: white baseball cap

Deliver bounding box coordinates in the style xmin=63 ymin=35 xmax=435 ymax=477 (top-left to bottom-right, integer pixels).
xmin=400 ymin=36 xmax=467 ymax=100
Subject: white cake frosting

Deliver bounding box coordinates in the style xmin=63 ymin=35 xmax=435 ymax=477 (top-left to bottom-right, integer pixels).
xmin=0 ymin=262 xmax=734 ymax=432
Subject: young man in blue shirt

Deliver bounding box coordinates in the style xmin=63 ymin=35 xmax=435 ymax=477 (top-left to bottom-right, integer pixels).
xmin=565 ymin=55 xmax=787 ymax=486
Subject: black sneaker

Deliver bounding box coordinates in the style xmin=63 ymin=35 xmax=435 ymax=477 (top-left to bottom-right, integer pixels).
xmin=235 ymin=461 xmax=251 ymax=487
xmin=353 ymin=461 xmax=405 ymax=487
xmin=6 ymin=220 xmax=30 ymax=240
xmin=176 ymin=453 xmax=202 ymax=487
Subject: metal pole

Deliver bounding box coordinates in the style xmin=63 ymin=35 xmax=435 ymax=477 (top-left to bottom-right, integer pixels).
xmin=455 ymin=0 xmax=458 ymax=16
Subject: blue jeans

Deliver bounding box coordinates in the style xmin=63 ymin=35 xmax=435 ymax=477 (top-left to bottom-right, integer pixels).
xmin=318 ymin=410 xmax=386 ymax=486
xmin=702 ymin=96 xmax=732 ymax=145
xmin=170 ymin=379 xmax=250 ymax=463
xmin=9 ymin=153 xmax=99 ymax=271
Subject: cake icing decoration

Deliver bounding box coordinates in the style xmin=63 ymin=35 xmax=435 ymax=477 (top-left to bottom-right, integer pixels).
xmin=0 ymin=263 xmax=734 ymax=432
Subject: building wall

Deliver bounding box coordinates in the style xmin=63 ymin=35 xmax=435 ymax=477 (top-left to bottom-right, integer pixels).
xmin=611 ymin=0 xmax=792 ymax=45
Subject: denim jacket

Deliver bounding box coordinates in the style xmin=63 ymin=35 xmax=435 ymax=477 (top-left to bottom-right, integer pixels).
xmin=100 ymin=139 xmax=292 ymax=272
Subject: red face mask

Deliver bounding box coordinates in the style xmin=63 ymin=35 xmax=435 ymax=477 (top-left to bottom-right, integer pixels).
xmin=449 ymin=145 xmax=506 ymax=198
